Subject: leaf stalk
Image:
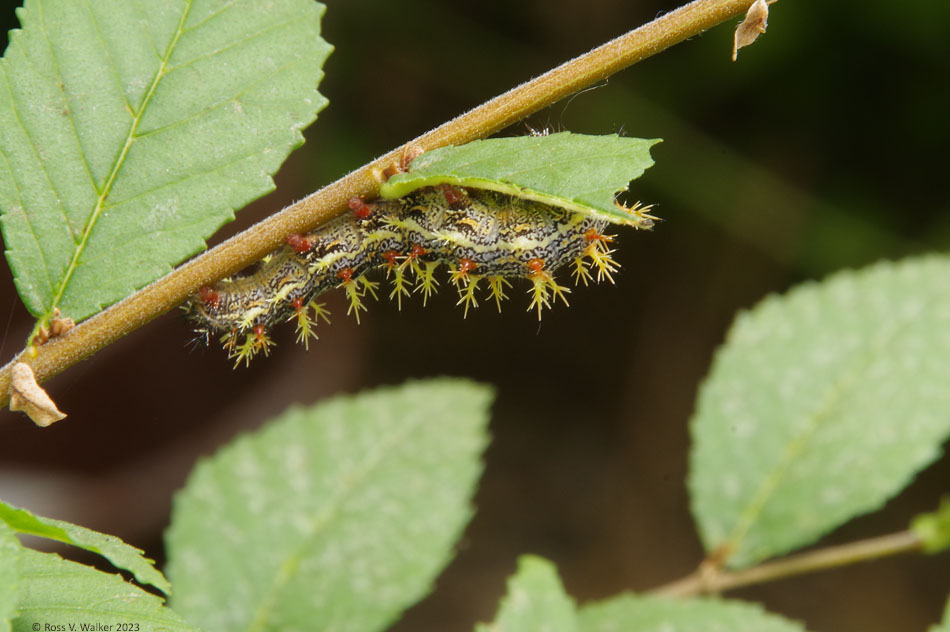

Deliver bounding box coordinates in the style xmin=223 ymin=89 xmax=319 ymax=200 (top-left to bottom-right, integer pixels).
xmin=649 ymin=529 xmax=924 ymax=597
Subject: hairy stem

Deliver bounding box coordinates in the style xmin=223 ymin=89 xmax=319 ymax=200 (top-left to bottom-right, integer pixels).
xmin=0 ymin=0 xmax=761 ymax=407
xmin=650 ymin=530 xmax=923 ymax=597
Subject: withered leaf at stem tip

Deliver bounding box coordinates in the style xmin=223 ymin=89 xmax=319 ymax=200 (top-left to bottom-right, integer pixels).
xmin=9 ymin=362 xmax=67 ymax=427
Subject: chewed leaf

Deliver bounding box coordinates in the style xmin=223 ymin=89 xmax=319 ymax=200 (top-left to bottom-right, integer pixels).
xmin=166 ymin=379 xmax=492 ymax=632
xmin=0 ymin=499 xmax=169 ymax=595
xmin=475 ymin=556 xmax=577 ymax=632
xmin=380 ymin=132 xmax=660 ymax=226
xmin=0 ymin=0 xmax=332 ymax=324
xmin=12 ymin=549 xmax=196 ymax=632
xmin=690 ymin=256 xmax=950 ymax=568
xmin=578 ymin=594 xmax=807 ymax=632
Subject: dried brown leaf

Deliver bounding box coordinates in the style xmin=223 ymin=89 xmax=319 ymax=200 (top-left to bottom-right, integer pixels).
xmin=733 ymin=0 xmax=771 ymax=61
xmin=9 ymin=362 xmax=66 ymax=427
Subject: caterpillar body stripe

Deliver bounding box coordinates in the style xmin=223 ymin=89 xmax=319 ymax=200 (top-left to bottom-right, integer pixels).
xmin=185 ymin=185 xmax=656 ymax=366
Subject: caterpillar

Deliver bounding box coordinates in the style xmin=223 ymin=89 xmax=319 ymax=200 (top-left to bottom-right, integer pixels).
xmin=185 ymin=183 xmax=657 ymax=366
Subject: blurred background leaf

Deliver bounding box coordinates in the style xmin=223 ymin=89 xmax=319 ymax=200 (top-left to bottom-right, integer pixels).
xmin=930 ymin=599 xmax=950 ymax=632
xmin=0 ymin=523 xmax=19 ymax=631
xmin=690 ymin=256 xmax=950 ymax=567
xmin=165 ymin=379 xmax=492 ymax=632
xmin=475 ymin=555 xmax=577 ymax=632
xmin=0 ymin=499 xmax=169 ymax=594
xmin=577 ymin=594 xmax=807 ymax=632
xmin=11 ymin=548 xmax=195 ymax=632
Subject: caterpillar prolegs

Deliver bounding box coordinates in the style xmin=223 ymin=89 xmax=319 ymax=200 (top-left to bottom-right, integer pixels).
xmin=185 ymin=185 xmax=657 ymax=366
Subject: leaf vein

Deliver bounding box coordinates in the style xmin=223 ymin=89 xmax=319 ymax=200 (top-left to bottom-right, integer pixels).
xmin=135 ymin=51 xmax=312 ymax=143
xmin=723 ymin=296 xmax=934 ymax=560
xmin=46 ymin=0 xmax=194 ymax=317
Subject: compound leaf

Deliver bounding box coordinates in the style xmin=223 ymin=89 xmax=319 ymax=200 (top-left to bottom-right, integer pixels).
xmin=166 ymin=379 xmax=493 ymax=632
xmin=380 ymin=133 xmax=659 ymax=226
xmin=690 ymin=256 xmax=950 ymax=567
xmin=0 ymin=0 xmax=331 ymax=323
xmin=0 ymin=499 xmax=169 ymax=595
xmin=11 ymin=548 xmax=196 ymax=632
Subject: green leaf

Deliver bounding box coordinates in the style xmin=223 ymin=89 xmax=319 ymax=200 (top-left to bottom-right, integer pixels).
xmin=0 ymin=523 xmax=21 ymax=632
xmin=912 ymin=498 xmax=950 ymax=554
xmin=0 ymin=499 xmax=169 ymax=595
xmin=166 ymin=379 xmax=493 ymax=632
xmin=475 ymin=555 xmax=577 ymax=632
xmin=577 ymin=594 xmax=807 ymax=632
xmin=0 ymin=0 xmax=332 ymax=323
xmin=690 ymin=256 xmax=950 ymax=567
xmin=929 ymin=598 xmax=950 ymax=632
xmin=379 ymin=132 xmax=660 ymax=226
xmin=11 ymin=548 xmax=197 ymax=632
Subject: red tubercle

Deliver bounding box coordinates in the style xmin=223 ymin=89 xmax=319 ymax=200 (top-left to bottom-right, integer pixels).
xmin=409 ymin=244 xmax=427 ymax=259
xmin=584 ymin=228 xmax=614 ymax=243
xmin=253 ymin=324 xmax=266 ymax=338
xmin=337 ymin=268 xmax=354 ymax=283
xmin=286 ymin=233 xmax=312 ymax=254
xmin=292 ymin=297 xmax=305 ymax=312
xmin=348 ymin=196 xmax=373 ymax=220
xmin=383 ymin=250 xmax=399 ymax=267
xmin=439 ymin=183 xmax=466 ymax=208
xmin=458 ymin=258 xmax=477 ymax=274
xmin=528 ymin=258 xmax=546 ymax=275
xmin=197 ymin=285 xmax=220 ymax=308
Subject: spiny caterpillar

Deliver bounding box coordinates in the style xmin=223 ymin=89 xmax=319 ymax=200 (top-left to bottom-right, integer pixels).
xmin=185 ymin=182 xmax=657 ymax=366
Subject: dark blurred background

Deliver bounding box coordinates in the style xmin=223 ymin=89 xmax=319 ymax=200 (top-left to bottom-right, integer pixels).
xmin=1 ymin=1 xmax=948 ymax=630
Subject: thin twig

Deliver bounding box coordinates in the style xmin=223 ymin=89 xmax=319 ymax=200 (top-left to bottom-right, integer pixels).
xmin=0 ymin=0 xmax=760 ymax=407
xmin=650 ymin=530 xmax=923 ymax=597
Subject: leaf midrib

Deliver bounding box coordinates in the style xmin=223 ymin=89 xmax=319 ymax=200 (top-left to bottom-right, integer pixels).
xmin=46 ymin=1 xmax=192 ymax=319
xmin=245 ymin=407 xmax=431 ymax=632
xmin=722 ymin=294 xmax=933 ymax=564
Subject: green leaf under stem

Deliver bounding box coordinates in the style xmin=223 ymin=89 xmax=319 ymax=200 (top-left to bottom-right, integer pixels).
xmin=0 ymin=0 xmax=331 ymax=326
xmin=690 ymin=256 xmax=950 ymax=567
xmin=0 ymin=499 xmax=169 ymax=595
xmin=380 ymin=132 xmax=659 ymax=226
xmin=165 ymin=379 xmax=493 ymax=632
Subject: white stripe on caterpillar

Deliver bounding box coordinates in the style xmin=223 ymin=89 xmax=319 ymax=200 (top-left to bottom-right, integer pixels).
xmin=184 ymin=184 xmax=656 ymax=366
